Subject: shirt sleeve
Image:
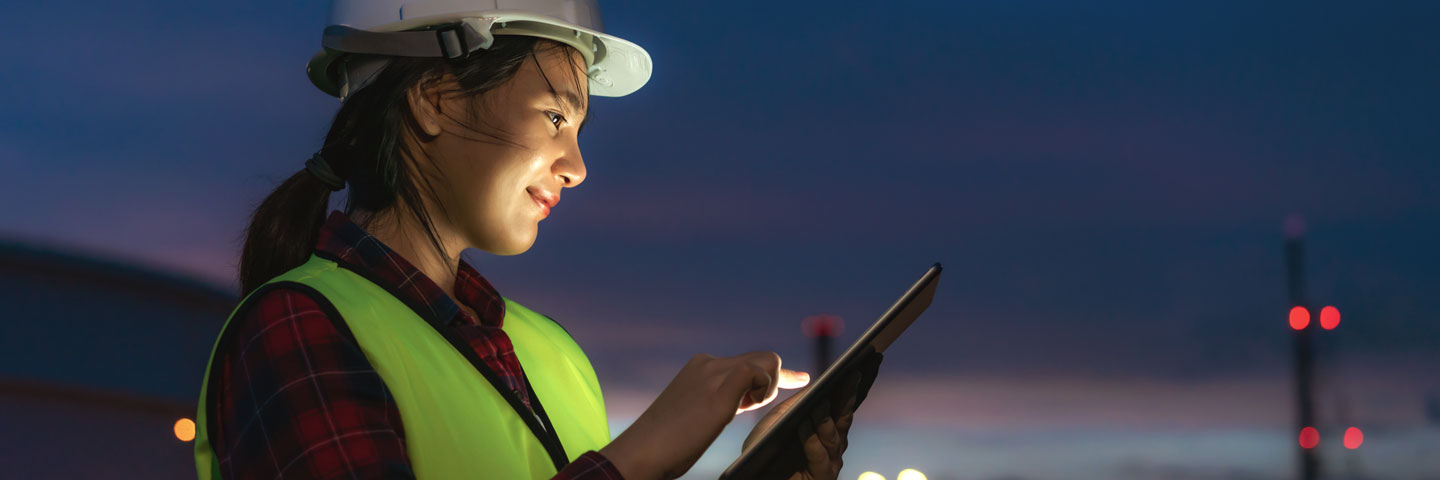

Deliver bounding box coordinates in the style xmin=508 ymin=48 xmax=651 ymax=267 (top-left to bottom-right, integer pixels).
xmin=211 ymin=286 xmax=416 ymax=479
xmin=553 ymin=451 xmax=625 ymax=479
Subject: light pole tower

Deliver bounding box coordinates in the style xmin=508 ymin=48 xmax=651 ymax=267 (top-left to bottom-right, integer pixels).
xmin=1284 ymin=215 xmax=1319 ymax=480
xmin=803 ymin=314 xmax=844 ymax=374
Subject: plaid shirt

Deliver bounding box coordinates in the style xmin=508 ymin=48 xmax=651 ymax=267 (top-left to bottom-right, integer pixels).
xmin=208 ymin=211 xmax=622 ymax=479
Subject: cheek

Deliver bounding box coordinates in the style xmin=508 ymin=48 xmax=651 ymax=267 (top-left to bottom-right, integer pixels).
xmin=435 ymin=145 xmax=545 ymax=231
xmin=466 ymin=156 xmax=536 ymax=219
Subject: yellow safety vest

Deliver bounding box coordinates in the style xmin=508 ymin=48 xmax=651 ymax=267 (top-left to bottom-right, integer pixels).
xmin=194 ymin=255 xmax=609 ymax=479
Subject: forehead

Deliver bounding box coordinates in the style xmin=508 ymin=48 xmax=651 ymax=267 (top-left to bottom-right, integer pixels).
xmin=513 ymin=45 xmax=590 ymax=107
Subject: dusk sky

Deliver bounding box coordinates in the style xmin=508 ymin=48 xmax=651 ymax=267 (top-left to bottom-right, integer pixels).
xmin=3 ymin=0 xmax=1438 ymax=478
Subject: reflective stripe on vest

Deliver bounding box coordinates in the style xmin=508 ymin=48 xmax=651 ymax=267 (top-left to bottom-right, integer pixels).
xmin=194 ymin=255 xmax=609 ymax=479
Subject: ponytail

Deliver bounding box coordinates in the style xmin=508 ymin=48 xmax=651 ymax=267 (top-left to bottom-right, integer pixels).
xmin=238 ymin=166 xmax=337 ymax=296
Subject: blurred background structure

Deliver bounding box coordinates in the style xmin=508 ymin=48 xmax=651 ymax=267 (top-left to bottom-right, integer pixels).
xmin=0 ymin=240 xmax=230 ymax=477
xmin=2 ymin=0 xmax=1438 ymax=478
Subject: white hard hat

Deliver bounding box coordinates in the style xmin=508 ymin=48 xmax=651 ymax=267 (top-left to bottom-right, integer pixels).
xmin=307 ymin=0 xmax=653 ymax=99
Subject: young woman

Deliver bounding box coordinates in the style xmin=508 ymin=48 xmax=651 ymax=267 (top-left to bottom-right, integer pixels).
xmin=193 ymin=1 xmax=859 ymax=479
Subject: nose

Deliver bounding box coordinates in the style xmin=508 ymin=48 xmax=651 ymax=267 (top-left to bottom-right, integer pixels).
xmin=554 ymin=138 xmax=586 ymax=188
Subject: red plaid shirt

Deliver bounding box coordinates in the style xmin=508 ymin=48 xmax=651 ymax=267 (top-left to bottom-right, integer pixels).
xmin=207 ymin=211 xmax=622 ymax=479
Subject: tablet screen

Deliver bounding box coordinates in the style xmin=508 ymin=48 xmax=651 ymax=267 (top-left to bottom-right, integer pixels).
xmin=719 ymin=262 xmax=942 ymax=480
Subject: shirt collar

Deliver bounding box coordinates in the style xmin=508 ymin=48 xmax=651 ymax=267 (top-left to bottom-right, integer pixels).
xmin=313 ymin=210 xmax=507 ymax=328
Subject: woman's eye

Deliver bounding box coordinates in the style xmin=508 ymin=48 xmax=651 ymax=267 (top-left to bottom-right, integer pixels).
xmin=546 ymin=111 xmax=566 ymax=128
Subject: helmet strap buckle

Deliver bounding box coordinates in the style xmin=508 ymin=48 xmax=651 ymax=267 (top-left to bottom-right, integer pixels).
xmin=437 ymin=17 xmax=497 ymax=59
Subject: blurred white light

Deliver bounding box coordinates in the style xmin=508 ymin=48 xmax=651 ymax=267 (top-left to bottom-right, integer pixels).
xmin=897 ymin=469 xmax=927 ymax=480
xmin=858 ymin=472 xmax=887 ymax=480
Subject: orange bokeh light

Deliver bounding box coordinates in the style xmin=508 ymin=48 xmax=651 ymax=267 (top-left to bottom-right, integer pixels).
xmin=1320 ymin=306 xmax=1341 ymax=330
xmin=1289 ymin=306 xmax=1311 ymax=330
xmin=1344 ymin=427 xmax=1364 ymax=449
xmin=1299 ymin=426 xmax=1320 ymax=449
xmin=174 ymin=418 xmax=196 ymax=442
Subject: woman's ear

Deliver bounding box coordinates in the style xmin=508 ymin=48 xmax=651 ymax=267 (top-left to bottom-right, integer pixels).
xmin=406 ymin=74 xmax=451 ymax=137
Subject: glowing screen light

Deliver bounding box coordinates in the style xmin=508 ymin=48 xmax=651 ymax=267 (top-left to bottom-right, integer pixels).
xmin=1320 ymin=306 xmax=1341 ymax=330
xmin=174 ymin=418 xmax=196 ymax=442
xmin=897 ymin=469 xmax=928 ymax=480
xmin=1298 ymin=426 xmax=1319 ymax=449
xmin=1344 ymin=427 xmax=1364 ymax=449
xmin=1289 ymin=306 xmax=1311 ymax=330
xmin=857 ymin=473 xmax=886 ymax=480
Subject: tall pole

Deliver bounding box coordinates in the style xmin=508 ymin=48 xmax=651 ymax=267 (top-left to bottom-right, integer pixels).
xmin=814 ymin=333 xmax=832 ymax=374
xmin=1285 ymin=216 xmax=1320 ymax=480
xmin=803 ymin=314 xmax=843 ymax=374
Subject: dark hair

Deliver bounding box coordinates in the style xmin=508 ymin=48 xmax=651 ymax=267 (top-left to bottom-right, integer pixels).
xmin=239 ymin=34 xmax=589 ymax=296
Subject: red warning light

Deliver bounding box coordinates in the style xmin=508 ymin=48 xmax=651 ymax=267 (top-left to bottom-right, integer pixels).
xmin=1289 ymin=306 xmax=1311 ymax=330
xmin=1344 ymin=427 xmax=1363 ymax=449
xmin=803 ymin=314 xmax=844 ymax=338
xmin=1320 ymin=306 xmax=1340 ymax=330
xmin=1299 ymin=426 xmax=1320 ymax=449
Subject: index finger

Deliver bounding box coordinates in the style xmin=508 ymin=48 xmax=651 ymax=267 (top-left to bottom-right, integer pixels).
xmin=778 ymin=368 xmax=811 ymax=389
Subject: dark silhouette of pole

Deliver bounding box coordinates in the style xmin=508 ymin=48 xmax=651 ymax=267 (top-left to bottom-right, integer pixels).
xmin=1285 ymin=216 xmax=1320 ymax=480
xmin=814 ymin=335 xmax=832 ymax=374
xmin=803 ymin=314 xmax=843 ymax=373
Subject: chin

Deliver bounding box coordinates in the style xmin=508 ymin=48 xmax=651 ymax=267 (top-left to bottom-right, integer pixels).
xmin=490 ymin=235 xmax=537 ymax=256
xmin=495 ymin=245 xmax=532 ymax=256
xmin=468 ymin=219 xmax=537 ymax=256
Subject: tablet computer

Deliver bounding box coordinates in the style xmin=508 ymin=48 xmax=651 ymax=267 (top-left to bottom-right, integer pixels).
xmin=719 ymin=262 xmax=942 ymax=480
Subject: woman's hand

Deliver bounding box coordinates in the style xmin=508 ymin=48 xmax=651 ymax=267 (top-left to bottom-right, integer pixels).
xmin=741 ymin=372 xmax=864 ymax=480
xmin=599 ymin=351 xmax=810 ymax=480
xmin=790 ymin=398 xmax=855 ymax=480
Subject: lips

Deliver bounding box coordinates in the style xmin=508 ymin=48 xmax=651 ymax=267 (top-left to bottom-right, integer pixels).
xmin=527 ymin=188 xmax=559 ymax=218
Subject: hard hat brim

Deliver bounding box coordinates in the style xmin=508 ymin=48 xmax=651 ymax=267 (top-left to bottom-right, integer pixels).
xmin=306 ymin=11 xmax=652 ymax=98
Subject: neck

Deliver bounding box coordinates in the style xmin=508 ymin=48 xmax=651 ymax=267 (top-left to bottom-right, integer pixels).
xmin=355 ymin=208 xmax=465 ymax=302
